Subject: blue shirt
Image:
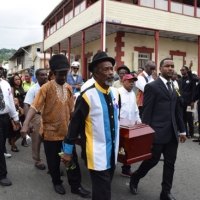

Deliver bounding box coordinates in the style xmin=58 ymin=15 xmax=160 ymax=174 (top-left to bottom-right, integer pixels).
xmin=24 ymin=82 xmax=40 ymax=105
xmin=66 ymin=73 xmax=83 ymax=86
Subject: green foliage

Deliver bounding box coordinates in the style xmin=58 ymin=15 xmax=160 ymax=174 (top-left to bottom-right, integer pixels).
xmin=0 ymin=48 xmax=17 ymax=63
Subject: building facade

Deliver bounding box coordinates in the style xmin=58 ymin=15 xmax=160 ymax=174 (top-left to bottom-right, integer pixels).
xmin=42 ymin=0 xmax=200 ymax=80
xmin=8 ymin=42 xmax=50 ymax=76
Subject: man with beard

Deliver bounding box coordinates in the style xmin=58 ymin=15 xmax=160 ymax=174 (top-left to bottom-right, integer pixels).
xmin=67 ymin=61 xmax=83 ymax=93
xmin=130 ymin=58 xmax=186 ymax=200
xmin=23 ymin=69 xmax=48 ymax=170
xmin=113 ymin=65 xmax=130 ymax=88
xmin=21 ymin=54 xmax=90 ymax=197
xmin=61 ymin=52 xmax=121 ymax=200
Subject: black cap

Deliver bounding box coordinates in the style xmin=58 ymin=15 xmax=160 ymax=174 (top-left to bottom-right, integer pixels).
xmin=117 ymin=65 xmax=130 ymax=74
xmin=49 ymin=54 xmax=70 ymax=72
xmin=89 ymin=51 xmax=115 ymax=72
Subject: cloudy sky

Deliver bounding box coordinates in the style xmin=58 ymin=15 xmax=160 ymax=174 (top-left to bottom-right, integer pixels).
xmin=0 ymin=0 xmax=62 ymax=50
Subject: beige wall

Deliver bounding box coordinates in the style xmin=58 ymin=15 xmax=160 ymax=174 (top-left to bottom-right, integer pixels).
xmin=122 ymin=33 xmax=198 ymax=73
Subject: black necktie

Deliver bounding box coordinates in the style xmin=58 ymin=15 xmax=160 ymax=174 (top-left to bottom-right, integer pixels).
xmin=0 ymin=86 xmax=5 ymax=111
xmin=166 ymin=82 xmax=172 ymax=97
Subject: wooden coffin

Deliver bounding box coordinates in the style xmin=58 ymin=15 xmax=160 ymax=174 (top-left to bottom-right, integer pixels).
xmin=118 ymin=118 xmax=155 ymax=165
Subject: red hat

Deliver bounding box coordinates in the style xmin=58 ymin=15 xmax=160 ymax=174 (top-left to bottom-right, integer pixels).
xmin=122 ymin=74 xmax=138 ymax=81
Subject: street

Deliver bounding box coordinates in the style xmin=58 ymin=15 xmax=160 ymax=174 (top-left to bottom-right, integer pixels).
xmin=0 ymin=135 xmax=200 ymax=200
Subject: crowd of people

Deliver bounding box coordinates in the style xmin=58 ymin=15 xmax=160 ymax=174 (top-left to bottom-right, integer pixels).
xmin=0 ymin=52 xmax=199 ymax=200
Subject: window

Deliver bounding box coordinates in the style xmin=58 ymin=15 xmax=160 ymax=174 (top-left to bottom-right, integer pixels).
xmin=138 ymin=53 xmax=150 ymax=68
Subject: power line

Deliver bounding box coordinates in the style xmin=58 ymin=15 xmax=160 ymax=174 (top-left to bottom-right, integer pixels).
xmin=0 ymin=25 xmax=42 ymax=30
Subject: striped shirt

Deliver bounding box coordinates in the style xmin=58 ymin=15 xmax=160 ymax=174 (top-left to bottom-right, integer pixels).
xmin=64 ymin=82 xmax=120 ymax=170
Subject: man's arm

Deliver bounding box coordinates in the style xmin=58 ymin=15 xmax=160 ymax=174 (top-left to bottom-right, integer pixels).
xmin=141 ymin=84 xmax=155 ymax=124
xmin=135 ymin=76 xmax=146 ymax=92
xmin=20 ymin=107 xmax=37 ymax=137
xmin=175 ymin=98 xmax=186 ymax=143
xmin=61 ymin=94 xmax=89 ymax=164
xmin=23 ymin=103 xmax=30 ymax=117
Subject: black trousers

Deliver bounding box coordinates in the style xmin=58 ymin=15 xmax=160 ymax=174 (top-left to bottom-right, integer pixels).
xmin=89 ymin=167 xmax=115 ymax=200
xmin=182 ymin=104 xmax=194 ymax=136
xmin=0 ymin=114 xmax=10 ymax=179
xmin=136 ymin=134 xmax=178 ymax=194
xmin=43 ymin=140 xmax=81 ymax=188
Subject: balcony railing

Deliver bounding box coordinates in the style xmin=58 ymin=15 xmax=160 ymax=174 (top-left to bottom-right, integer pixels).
xmin=44 ymin=0 xmax=199 ymax=39
xmin=140 ymin=0 xmax=197 ymax=17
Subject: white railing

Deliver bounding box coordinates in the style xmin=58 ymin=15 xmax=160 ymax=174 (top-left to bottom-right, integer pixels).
xmin=197 ymin=7 xmax=200 ymax=18
xmin=155 ymin=0 xmax=168 ymax=11
xmin=171 ymin=2 xmax=182 ymax=14
xmin=140 ymin=0 xmax=154 ymax=8
xmin=183 ymin=4 xmax=194 ymax=16
xmin=75 ymin=0 xmax=86 ymax=16
xmin=65 ymin=10 xmax=73 ymax=23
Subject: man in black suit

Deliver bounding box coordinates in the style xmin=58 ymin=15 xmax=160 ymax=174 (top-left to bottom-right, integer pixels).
xmin=179 ymin=65 xmax=196 ymax=138
xmin=130 ymin=58 xmax=186 ymax=200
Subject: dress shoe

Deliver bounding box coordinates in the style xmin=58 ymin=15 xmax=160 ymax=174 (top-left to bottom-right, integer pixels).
xmin=160 ymin=193 xmax=176 ymax=200
xmin=0 ymin=178 xmax=12 ymax=186
xmin=71 ymin=186 xmax=91 ymax=198
xmin=129 ymin=171 xmax=140 ymax=195
xmin=35 ymin=164 xmax=46 ymax=170
xmin=53 ymin=184 xmax=66 ymax=195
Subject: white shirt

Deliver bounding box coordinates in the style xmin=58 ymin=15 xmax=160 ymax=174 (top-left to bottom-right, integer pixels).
xmin=24 ymin=82 xmax=40 ymax=105
xmin=118 ymin=86 xmax=141 ymax=123
xmin=81 ymin=77 xmax=95 ymax=92
xmin=136 ymin=71 xmax=154 ymax=92
xmin=0 ymin=78 xmax=19 ymax=121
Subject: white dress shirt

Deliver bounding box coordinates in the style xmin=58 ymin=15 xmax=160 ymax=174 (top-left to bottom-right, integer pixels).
xmin=0 ymin=78 xmax=19 ymax=121
xmin=118 ymin=86 xmax=141 ymax=123
xmin=136 ymin=71 xmax=154 ymax=92
xmin=24 ymin=82 xmax=40 ymax=105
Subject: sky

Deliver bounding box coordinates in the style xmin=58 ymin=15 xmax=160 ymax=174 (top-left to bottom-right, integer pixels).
xmin=0 ymin=0 xmax=62 ymax=50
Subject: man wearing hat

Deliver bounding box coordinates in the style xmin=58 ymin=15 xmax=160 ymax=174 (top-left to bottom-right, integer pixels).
xmin=118 ymin=74 xmax=141 ymax=178
xmin=21 ymin=54 xmax=90 ymax=197
xmin=67 ymin=61 xmax=83 ymax=93
xmin=61 ymin=51 xmax=121 ymax=200
xmin=113 ymin=65 xmax=130 ymax=88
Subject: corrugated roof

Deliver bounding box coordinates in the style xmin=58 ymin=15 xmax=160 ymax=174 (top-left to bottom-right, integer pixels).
xmin=41 ymin=0 xmax=67 ymax=25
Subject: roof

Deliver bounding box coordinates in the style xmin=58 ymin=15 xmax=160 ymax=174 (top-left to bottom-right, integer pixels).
xmin=9 ymin=42 xmax=42 ymax=60
xmin=41 ymin=0 xmax=67 ymax=25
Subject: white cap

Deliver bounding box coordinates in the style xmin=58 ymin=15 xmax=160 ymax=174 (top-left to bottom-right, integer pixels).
xmin=71 ymin=61 xmax=80 ymax=67
xmin=192 ymin=71 xmax=197 ymax=75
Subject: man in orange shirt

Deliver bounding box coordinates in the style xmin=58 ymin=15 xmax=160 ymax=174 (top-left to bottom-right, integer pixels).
xmin=21 ymin=54 xmax=90 ymax=197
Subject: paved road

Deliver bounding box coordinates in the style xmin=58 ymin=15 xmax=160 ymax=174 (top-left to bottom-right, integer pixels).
xmin=0 ymin=134 xmax=200 ymax=200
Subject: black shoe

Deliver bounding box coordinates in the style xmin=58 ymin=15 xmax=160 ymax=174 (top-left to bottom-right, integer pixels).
xmin=130 ymin=171 xmax=140 ymax=195
xmin=0 ymin=178 xmax=12 ymax=186
xmin=53 ymin=184 xmax=66 ymax=195
xmin=71 ymin=186 xmax=91 ymax=198
xmin=160 ymin=193 xmax=176 ymax=200
xmin=35 ymin=164 xmax=46 ymax=170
